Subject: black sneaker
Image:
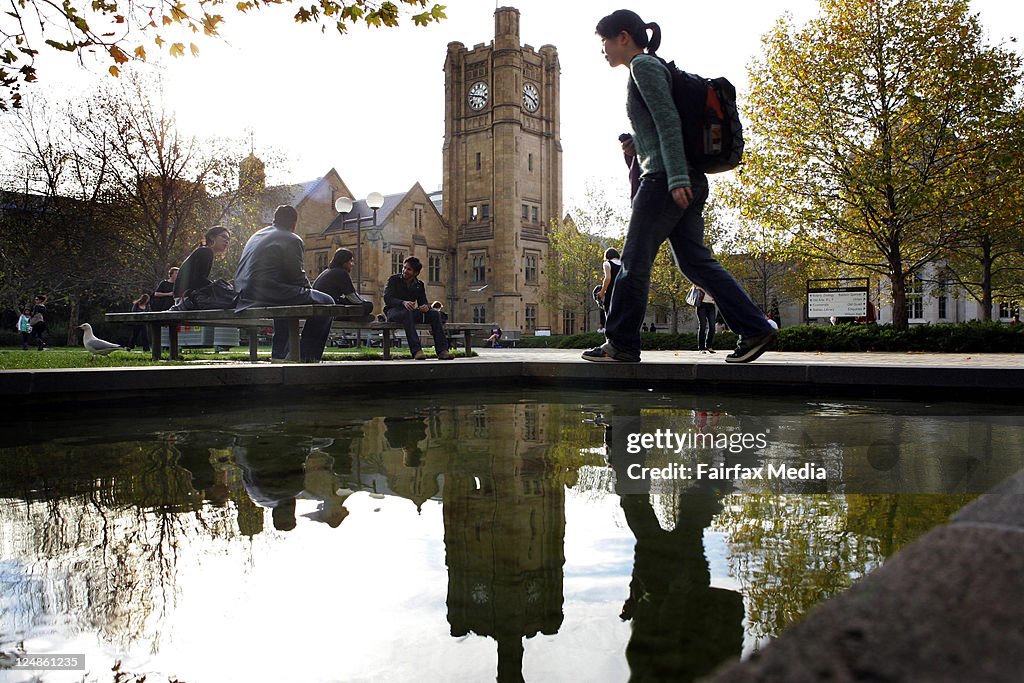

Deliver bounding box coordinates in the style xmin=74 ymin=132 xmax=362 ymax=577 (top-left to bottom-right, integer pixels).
xmin=725 ymin=330 xmax=777 ymax=363
xmin=581 ymin=343 xmax=640 ymax=363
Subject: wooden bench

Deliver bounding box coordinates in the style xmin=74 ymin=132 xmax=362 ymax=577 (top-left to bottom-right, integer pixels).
xmin=498 ymin=330 xmax=521 ymax=347
xmin=329 ymin=321 xmax=493 ymax=360
xmin=105 ymin=305 xmax=362 ymax=362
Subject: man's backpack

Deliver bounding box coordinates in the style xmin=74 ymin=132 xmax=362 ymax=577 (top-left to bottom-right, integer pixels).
xmin=631 ymin=57 xmax=744 ymax=174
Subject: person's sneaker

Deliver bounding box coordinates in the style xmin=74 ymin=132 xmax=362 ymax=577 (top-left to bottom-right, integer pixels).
xmin=437 ymin=350 xmax=455 ymax=360
xmin=708 ymin=348 xmax=716 ymax=354
xmin=270 ymin=357 xmax=289 ymax=364
xmin=725 ymin=330 xmax=777 ymax=363
xmin=581 ymin=343 xmax=640 ymax=363
xmin=413 ymin=350 xmax=427 ymax=360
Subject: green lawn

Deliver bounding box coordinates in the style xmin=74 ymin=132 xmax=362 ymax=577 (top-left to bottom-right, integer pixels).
xmin=0 ymin=345 xmax=465 ymax=369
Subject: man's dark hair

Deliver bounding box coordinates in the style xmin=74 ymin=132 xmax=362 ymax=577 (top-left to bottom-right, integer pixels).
xmin=273 ymin=205 xmax=299 ymax=230
xmin=404 ymin=256 xmax=423 ymax=274
xmin=330 ymin=248 xmax=354 ymax=269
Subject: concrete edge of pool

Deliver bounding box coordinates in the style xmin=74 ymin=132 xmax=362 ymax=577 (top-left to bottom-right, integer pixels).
xmin=3 ymin=353 xmax=1024 ymax=402
xmin=2 ymin=353 xmax=1023 ymax=681
xmin=710 ymin=469 xmax=1024 ymax=682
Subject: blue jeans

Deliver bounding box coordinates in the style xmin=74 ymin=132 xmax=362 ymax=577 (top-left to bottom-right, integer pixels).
xmin=605 ymin=175 xmax=772 ymax=357
xmin=271 ymin=289 xmax=335 ymax=361
xmin=696 ymin=302 xmax=717 ymax=350
xmin=386 ymin=308 xmax=449 ymax=354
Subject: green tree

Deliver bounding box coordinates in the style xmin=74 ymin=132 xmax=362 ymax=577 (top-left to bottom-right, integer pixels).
xmin=551 ymin=182 xmax=628 ymax=333
xmin=740 ymin=0 xmax=1022 ymax=330
xmin=1 ymin=0 xmax=446 ymax=110
xmin=938 ymin=115 xmax=1024 ymax=318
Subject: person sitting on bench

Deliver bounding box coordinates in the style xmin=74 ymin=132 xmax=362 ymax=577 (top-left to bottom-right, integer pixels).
xmin=383 ymin=256 xmax=453 ymax=360
xmin=312 ymin=248 xmax=374 ymax=322
xmin=234 ymin=204 xmax=334 ymax=362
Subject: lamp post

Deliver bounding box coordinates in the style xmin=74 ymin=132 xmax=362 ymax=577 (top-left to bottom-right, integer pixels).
xmin=334 ymin=192 xmax=385 ymax=290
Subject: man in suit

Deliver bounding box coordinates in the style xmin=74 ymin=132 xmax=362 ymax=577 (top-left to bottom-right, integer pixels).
xmin=234 ymin=204 xmax=334 ymax=362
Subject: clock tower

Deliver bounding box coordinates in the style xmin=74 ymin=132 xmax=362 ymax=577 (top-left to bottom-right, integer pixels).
xmin=443 ymin=6 xmax=562 ymax=333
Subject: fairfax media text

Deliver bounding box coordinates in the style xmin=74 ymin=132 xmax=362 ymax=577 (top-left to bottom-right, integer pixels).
xmin=627 ymin=462 xmax=827 ymax=482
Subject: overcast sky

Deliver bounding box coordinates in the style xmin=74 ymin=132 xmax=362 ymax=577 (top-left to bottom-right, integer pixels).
xmin=3 ymin=0 xmax=1022 ymax=211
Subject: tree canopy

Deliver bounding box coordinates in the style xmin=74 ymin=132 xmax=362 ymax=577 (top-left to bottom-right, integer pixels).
xmin=0 ymin=0 xmax=446 ymax=110
xmin=738 ymin=0 xmax=1022 ymax=329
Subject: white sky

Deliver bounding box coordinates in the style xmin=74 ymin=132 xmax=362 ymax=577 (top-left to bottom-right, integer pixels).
xmin=4 ymin=0 xmax=1023 ymax=211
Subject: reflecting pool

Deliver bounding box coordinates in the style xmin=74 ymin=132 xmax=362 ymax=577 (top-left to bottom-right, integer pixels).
xmin=1 ymin=389 xmax=1021 ymax=682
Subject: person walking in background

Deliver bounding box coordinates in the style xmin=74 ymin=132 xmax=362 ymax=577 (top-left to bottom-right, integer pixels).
xmin=17 ymin=307 xmax=32 ymax=350
xmin=152 ymin=267 xmax=179 ymax=312
xmin=127 ymin=293 xmax=151 ymax=352
xmin=583 ymin=10 xmax=776 ymax=364
xmin=597 ymin=247 xmax=622 ymax=333
xmin=28 ymin=294 xmax=47 ymax=351
xmin=695 ymin=286 xmax=717 ymax=354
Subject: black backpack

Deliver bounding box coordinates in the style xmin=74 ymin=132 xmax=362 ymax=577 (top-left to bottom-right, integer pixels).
xmin=630 ymin=57 xmax=744 ymax=174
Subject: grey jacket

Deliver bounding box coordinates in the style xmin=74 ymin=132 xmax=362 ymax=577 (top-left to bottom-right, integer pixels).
xmin=233 ymin=225 xmax=314 ymax=310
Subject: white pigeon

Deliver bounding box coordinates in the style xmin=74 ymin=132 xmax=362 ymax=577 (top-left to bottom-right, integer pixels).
xmin=78 ymin=323 xmax=123 ymax=356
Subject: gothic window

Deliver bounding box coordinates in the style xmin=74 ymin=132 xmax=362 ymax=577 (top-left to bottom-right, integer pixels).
xmin=473 ymin=304 xmax=487 ymax=324
xmin=562 ymin=310 xmax=576 ymax=335
xmin=524 ymin=252 xmax=538 ymax=283
xmin=481 ymin=203 xmax=490 ymax=220
xmin=471 ymin=252 xmax=486 ymax=283
xmin=525 ymin=304 xmax=537 ymax=331
xmin=391 ymin=249 xmax=406 ymax=275
xmin=428 ymin=254 xmax=443 ymax=284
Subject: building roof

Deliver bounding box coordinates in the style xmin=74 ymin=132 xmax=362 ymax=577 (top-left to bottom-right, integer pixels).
xmin=322 ymin=191 xmax=406 ymax=235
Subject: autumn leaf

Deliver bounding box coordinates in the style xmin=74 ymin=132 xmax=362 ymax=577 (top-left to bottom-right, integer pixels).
xmin=169 ymin=42 xmax=185 ymax=57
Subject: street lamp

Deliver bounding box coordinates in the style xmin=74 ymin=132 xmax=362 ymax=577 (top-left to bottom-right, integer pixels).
xmin=334 ymin=192 xmax=385 ymax=290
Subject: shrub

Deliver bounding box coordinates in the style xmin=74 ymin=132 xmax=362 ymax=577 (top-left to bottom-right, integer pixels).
xmin=515 ymin=322 xmax=1024 ymax=353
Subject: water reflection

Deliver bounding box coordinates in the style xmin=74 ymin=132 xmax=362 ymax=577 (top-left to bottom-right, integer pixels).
xmin=0 ymin=391 xmax=1020 ymax=681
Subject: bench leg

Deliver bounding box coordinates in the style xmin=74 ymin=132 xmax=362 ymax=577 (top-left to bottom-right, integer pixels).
xmin=149 ymin=323 xmax=162 ymax=360
xmin=383 ymin=328 xmax=391 ymax=360
xmin=248 ymin=328 xmax=259 ymax=363
xmin=169 ymin=324 xmax=180 ymax=360
xmin=464 ymin=330 xmax=473 ymax=356
xmin=287 ymin=320 xmax=301 ymax=362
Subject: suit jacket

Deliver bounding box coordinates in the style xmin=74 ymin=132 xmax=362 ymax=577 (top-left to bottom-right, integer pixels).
xmin=234 ymin=225 xmax=313 ymax=310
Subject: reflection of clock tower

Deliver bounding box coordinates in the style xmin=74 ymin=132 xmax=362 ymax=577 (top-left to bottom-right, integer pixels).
xmin=443 ymin=6 xmax=561 ymax=332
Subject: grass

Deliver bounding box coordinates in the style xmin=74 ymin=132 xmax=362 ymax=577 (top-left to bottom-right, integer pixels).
xmin=0 ymin=346 xmax=470 ymax=370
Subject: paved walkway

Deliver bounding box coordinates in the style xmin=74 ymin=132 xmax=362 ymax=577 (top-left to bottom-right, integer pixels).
xmin=3 ymin=346 xmax=1022 ymax=401
xmin=472 ymin=347 xmax=1024 ymax=368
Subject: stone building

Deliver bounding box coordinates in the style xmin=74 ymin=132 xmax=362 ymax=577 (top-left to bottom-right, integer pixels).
xmin=238 ymin=7 xmax=562 ymax=331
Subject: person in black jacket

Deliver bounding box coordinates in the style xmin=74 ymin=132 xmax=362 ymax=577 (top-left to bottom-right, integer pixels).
xmin=311 ymin=248 xmax=374 ymax=321
xmin=383 ymin=256 xmax=453 ymax=360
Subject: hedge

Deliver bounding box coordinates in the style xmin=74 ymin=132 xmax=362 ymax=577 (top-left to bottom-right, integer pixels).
xmin=514 ymin=322 xmax=1024 ymax=353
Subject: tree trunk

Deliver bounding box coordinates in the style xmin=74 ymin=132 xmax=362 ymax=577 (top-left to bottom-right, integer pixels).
xmin=65 ymin=296 xmax=80 ymax=346
xmin=890 ymin=274 xmax=908 ymax=332
xmin=980 ymin=238 xmax=993 ymax=321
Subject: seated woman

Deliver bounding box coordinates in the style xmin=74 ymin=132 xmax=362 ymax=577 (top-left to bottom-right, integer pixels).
xmin=311 ymin=248 xmax=374 ymax=321
xmin=172 ymin=226 xmax=233 ymax=309
xmin=486 ymin=325 xmax=502 ymax=347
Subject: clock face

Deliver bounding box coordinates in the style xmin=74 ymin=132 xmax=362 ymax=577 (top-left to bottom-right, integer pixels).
xmin=467 ymin=81 xmax=488 ymax=111
xmin=522 ymin=82 xmax=540 ymax=112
